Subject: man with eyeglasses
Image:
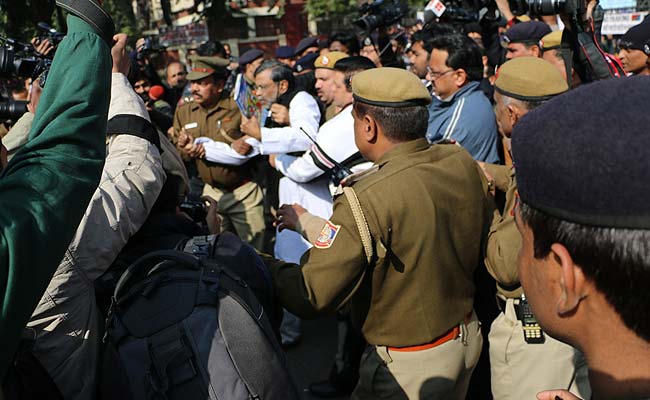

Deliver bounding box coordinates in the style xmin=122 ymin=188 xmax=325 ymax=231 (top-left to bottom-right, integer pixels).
xmin=424 ymin=34 xmax=500 ymax=163
xmin=618 ymin=18 xmax=650 ymax=76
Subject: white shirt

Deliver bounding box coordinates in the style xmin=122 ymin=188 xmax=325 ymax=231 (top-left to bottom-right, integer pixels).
xmin=196 ymin=90 xmax=321 ymax=164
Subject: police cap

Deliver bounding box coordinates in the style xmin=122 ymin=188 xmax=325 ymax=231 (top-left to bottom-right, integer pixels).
xmin=238 ymin=48 xmax=264 ymax=66
xmin=293 ymin=53 xmax=318 ymax=73
xmin=512 ymin=76 xmax=650 ymax=229
xmin=294 ymin=37 xmax=319 ymax=57
xmin=275 ymin=45 xmax=295 ymax=59
xmin=540 ymin=30 xmax=563 ymax=51
xmin=502 ymin=21 xmax=551 ymax=47
xmin=495 ymin=57 xmax=568 ymax=101
xmin=314 ymin=51 xmax=348 ymax=69
xmin=187 ymin=56 xmax=229 ymax=81
xmin=352 ymin=67 xmax=431 ymax=107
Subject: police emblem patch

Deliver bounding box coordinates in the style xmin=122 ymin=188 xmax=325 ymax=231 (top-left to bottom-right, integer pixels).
xmin=314 ymin=221 xmax=341 ymax=249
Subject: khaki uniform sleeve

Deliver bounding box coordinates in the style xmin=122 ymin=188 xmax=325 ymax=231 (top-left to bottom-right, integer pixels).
xmin=172 ymin=106 xmax=183 ymax=144
xmin=483 ymin=163 xmax=512 ymax=192
xmin=269 ymin=195 xmax=369 ymax=319
xmin=484 ymin=176 xmax=521 ymax=290
xmin=296 ymin=212 xmax=327 ymax=243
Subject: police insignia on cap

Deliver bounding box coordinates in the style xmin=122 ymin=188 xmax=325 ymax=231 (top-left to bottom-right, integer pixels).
xmin=645 ymin=43 xmax=650 ymax=55
xmin=363 ymin=37 xmax=372 ymax=46
xmin=314 ymin=221 xmax=341 ymax=249
xmin=321 ymin=56 xmax=329 ymax=65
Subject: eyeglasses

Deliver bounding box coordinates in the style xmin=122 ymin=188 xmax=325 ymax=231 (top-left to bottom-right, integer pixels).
xmin=426 ymin=66 xmax=454 ymax=79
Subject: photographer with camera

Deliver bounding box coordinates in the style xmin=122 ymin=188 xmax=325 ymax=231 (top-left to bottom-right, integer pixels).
xmin=0 ymin=0 xmax=116 ymax=385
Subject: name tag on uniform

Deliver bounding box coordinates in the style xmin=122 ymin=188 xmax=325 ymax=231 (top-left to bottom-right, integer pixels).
xmin=184 ymin=122 xmax=198 ymax=130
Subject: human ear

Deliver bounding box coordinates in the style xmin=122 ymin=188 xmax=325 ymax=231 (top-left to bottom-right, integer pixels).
xmin=507 ymin=104 xmax=519 ymax=127
xmin=363 ymin=114 xmax=378 ymax=144
xmin=550 ymin=243 xmax=587 ymax=316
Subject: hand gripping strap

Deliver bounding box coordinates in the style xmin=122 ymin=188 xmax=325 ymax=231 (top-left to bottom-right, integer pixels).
xmin=343 ymin=187 xmax=374 ymax=264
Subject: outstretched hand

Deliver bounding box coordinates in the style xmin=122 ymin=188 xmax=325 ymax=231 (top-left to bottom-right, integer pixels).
xmin=276 ymin=203 xmax=307 ymax=232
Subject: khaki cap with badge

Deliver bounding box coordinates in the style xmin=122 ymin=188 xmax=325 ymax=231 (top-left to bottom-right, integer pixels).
xmin=495 ymin=56 xmax=568 ymax=101
xmin=314 ymin=51 xmax=348 ymax=69
xmin=352 ymin=67 xmax=431 ymax=107
xmin=540 ymin=30 xmax=563 ymax=51
xmin=187 ymin=55 xmax=230 ymax=81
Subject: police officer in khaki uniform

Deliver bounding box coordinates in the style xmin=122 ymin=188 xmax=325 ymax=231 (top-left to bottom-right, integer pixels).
xmin=270 ymin=67 xmax=488 ymax=399
xmin=480 ymin=57 xmax=591 ymax=400
xmin=175 ymin=56 xmax=265 ymax=250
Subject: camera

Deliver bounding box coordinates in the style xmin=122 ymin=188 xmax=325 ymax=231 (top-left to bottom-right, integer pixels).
xmin=354 ymin=0 xmax=409 ymax=34
xmin=179 ymin=201 xmax=207 ymax=223
xmin=507 ymin=0 xmax=581 ymax=17
xmin=136 ymin=36 xmax=165 ymax=62
xmin=36 ymin=22 xmax=65 ymax=50
xmin=0 ymin=97 xmax=28 ymax=121
xmin=0 ymin=36 xmax=52 ymax=80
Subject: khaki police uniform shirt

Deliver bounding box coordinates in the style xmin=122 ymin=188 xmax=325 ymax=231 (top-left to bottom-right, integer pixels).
xmin=269 ymin=139 xmax=490 ymax=347
xmin=483 ymin=164 xmax=523 ymax=298
xmin=173 ymin=95 xmax=248 ymax=189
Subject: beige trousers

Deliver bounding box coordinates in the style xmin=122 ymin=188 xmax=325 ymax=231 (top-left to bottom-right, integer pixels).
xmin=489 ymin=298 xmax=591 ymax=400
xmin=203 ymin=180 xmax=265 ymax=251
xmin=352 ymin=312 xmax=482 ymax=400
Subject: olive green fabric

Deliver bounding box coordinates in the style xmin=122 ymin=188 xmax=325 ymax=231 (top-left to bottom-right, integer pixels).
xmin=173 ymin=96 xmax=249 ymax=190
xmin=495 ymin=57 xmax=568 ymax=101
xmin=352 ymin=67 xmax=431 ymax=107
xmin=0 ymin=15 xmax=110 ymax=378
xmin=270 ymin=139 xmax=490 ymax=347
xmin=483 ymin=164 xmax=523 ymax=298
xmin=187 ymin=55 xmax=230 ymax=81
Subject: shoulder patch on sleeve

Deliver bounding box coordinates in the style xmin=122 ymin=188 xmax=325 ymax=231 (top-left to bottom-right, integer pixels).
xmin=314 ymin=220 xmax=341 ymax=249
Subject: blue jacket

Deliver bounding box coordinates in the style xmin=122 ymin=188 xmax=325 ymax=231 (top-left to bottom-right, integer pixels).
xmin=427 ymin=81 xmax=500 ymax=163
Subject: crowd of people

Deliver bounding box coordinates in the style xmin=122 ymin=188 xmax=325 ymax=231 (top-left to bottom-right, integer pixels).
xmin=1 ymin=0 xmax=649 ymax=399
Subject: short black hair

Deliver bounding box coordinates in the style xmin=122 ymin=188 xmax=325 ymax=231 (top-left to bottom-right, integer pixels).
xmin=426 ymin=34 xmax=483 ymax=81
xmin=330 ymin=31 xmax=360 ymax=55
xmin=255 ymin=59 xmax=295 ymax=89
xmin=197 ymin=40 xmax=226 ymax=58
xmin=519 ymin=200 xmax=650 ymax=342
xmin=353 ymin=102 xmax=428 ymax=143
xmin=334 ymin=56 xmax=376 ymax=91
xmin=412 ymin=23 xmax=458 ymax=52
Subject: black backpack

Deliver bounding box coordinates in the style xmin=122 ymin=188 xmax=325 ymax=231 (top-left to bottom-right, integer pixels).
xmin=101 ymin=232 xmax=298 ymax=400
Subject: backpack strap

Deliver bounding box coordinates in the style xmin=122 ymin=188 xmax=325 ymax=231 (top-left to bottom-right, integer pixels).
xmin=343 ymin=186 xmax=374 ymax=264
xmin=145 ymin=325 xmax=205 ymax=399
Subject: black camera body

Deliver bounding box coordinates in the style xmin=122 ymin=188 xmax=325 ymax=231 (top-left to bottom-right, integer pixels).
xmin=354 ymin=0 xmax=409 ymax=34
xmin=0 ymin=36 xmax=52 ymax=80
xmin=508 ymin=0 xmax=581 ymax=17
xmin=136 ymin=37 xmax=165 ymax=62
xmin=0 ymin=97 xmax=28 ymax=121
xmin=179 ymin=201 xmax=208 ymax=223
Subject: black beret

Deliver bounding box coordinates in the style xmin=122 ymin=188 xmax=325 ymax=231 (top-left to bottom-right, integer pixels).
xmin=512 ymin=76 xmax=650 ymax=229
xmin=293 ymin=52 xmax=318 ymax=73
xmin=238 ymin=48 xmax=264 ymax=66
xmin=294 ymin=37 xmax=319 ymax=56
xmin=275 ymin=45 xmax=295 ymax=59
xmin=502 ymin=21 xmax=551 ymax=46
xmin=620 ymin=19 xmax=650 ymax=51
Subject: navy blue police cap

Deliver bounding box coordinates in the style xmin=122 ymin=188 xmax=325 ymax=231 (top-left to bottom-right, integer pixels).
xmin=275 ymin=45 xmax=295 ymax=59
xmin=238 ymin=48 xmax=264 ymax=66
xmin=512 ymin=76 xmax=650 ymax=229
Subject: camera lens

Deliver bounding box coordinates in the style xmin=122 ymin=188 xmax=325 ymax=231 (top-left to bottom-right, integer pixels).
xmin=526 ymin=0 xmax=566 ymax=15
xmin=0 ymin=100 xmax=28 ymax=121
xmin=0 ymin=46 xmax=15 ymax=78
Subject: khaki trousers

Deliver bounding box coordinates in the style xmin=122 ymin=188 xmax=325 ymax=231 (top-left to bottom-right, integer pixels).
xmin=489 ymin=298 xmax=591 ymax=400
xmin=203 ymin=181 xmax=265 ymax=251
xmin=353 ymin=312 xmax=482 ymax=400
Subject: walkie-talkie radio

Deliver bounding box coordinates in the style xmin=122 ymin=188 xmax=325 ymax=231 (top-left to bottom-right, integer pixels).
xmin=516 ymin=295 xmax=545 ymax=344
